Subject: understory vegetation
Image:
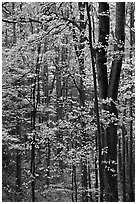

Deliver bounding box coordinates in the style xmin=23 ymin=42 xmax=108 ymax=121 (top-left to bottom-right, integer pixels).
xmin=2 ymin=2 xmax=135 ymax=202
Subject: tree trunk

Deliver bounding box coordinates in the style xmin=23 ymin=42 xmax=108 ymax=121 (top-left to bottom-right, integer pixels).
xmin=95 ymin=132 xmax=98 ymax=202
xmin=86 ymin=3 xmax=104 ymax=201
xmin=12 ymin=3 xmax=16 ymax=45
xmin=128 ymin=3 xmax=135 ymax=201
xmin=122 ymin=124 xmax=126 ymax=201
xmin=56 ymin=47 xmax=63 ymax=172
xmin=30 ymin=44 xmax=41 ymax=202
xmin=105 ymin=3 xmax=125 ymax=201
xmin=88 ymin=164 xmax=93 ymax=201
xmin=78 ymin=3 xmax=88 ymax=202
xmin=16 ymin=150 xmax=22 ymax=201
xmin=31 ymin=110 xmax=36 ymax=202
xmin=87 ymin=2 xmax=125 ymax=201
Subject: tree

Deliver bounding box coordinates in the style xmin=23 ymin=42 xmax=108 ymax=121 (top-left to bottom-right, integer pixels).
xmin=2 ymin=2 xmax=134 ymax=202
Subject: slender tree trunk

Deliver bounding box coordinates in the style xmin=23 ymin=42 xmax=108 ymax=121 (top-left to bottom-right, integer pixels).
xmin=86 ymin=3 xmax=103 ymax=201
xmin=95 ymin=132 xmax=98 ymax=202
xmin=73 ymin=164 xmax=77 ymax=202
xmin=71 ymin=167 xmax=74 ymax=202
xmin=128 ymin=3 xmax=135 ymax=201
xmin=30 ymin=44 xmax=41 ymax=202
xmin=12 ymin=3 xmax=16 ymax=45
xmin=88 ymin=164 xmax=93 ymax=201
xmin=31 ymin=110 xmax=36 ymax=202
xmin=77 ymin=3 xmax=88 ymax=202
xmin=15 ymin=119 xmax=22 ymax=201
xmin=122 ymin=124 xmax=126 ymax=201
xmin=56 ymin=47 xmax=63 ymax=172
xmin=16 ymin=150 xmax=22 ymax=201
xmin=46 ymin=138 xmax=50 ymax=187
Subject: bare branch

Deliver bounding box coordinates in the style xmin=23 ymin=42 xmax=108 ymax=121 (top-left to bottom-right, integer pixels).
xmin=2 ymin=18 xmax=42 ymax=24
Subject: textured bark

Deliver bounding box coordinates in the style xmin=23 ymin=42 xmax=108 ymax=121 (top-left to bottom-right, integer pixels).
xmin=78 ymin=3 xmax=88 ymax=202
xmin=128 ymin=3 xmax=135 ymax=201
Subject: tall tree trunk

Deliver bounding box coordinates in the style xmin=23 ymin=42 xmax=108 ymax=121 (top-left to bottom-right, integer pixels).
xmin=43 ymin=36 xmax=51 ymax=188
xmin=106 ymin=3 xmax=125 ymax=201
xmin=30 ymin=44 xmax=41 ymax=202
xmin=78 ymin=3 xmax=88 ymax=202
xmin=86 ymin=3 xmax=104 ymax=201
xmin=87 ymin=2 xmax=125 ymax=201
xmin=96 ymin=3 xmax=109 ymax=201
xmin=56 ymin=47 xmax=63 ymax=172
xmin=128 ymin=2 xmax=135 ymax=201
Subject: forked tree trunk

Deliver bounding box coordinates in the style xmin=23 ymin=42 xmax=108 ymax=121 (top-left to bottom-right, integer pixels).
xmin=106 ymin=3 xmax=125 ymax=201
xmin=87 ymin=2 xmax=125 ymax=202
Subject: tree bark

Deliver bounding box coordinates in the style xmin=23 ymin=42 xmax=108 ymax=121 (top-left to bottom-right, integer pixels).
xmin=16 ymin=150 xmax=22 ymax=201
xmin=105 ymin=3 xmax=125 ymax=201
xmin=86 ymin=3 xmax=104 ymax=201
xmin=78 ymin=3 xmax=88 ymax=202
xmin=128 ymin=2 xmax=135 ymax=201
xmin=30 ymin=44 xmax=41 ymax=202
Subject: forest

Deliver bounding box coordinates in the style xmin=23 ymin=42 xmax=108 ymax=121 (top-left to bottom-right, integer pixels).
xmin=2 ymin=2 xmax=135 ymax=202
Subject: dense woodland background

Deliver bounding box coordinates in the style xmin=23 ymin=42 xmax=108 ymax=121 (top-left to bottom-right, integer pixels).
xmin=2 ymin=2 xmax=135 ymax=202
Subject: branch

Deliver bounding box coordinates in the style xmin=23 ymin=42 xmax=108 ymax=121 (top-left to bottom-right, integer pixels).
xmin=45 ymin=23 xmax=67 ymax=36
xmin=2 ymin=18 xmax=42 ymax=24
xmin=61 ymin=16 xmax=82 ymax=31
xmin=68 ymin=73 xmax=81 ymax=94
xmin=46 ymin=11 xmax=82 ymax=31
